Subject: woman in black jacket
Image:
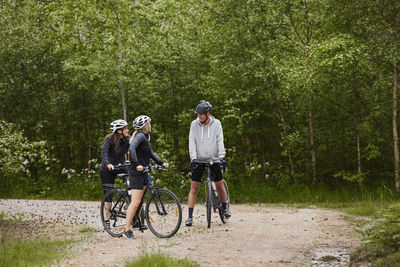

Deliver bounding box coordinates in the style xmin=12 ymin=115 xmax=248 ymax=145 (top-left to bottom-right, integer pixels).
xmin=122 ymin=115 xmax=168 ymax=239
xmin=100 ymin=119 xmax=130 ymax=228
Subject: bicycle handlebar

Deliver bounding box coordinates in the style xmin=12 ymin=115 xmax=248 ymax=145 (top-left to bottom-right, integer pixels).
xmin=113 ymin=161 xmax=131 ymax=170
xmin=143 ymin=164 xmax=166 ymax=173
xmin=203 ymin=161 xmax=228 ymax=173
xmin=113 ymin=162 xmax=166 ymax=173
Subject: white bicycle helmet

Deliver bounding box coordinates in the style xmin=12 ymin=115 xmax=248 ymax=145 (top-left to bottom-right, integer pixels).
xmin=110 ymin=119 xmax=128 ymax=133
xmin=132 ymin=115 xmax=151 ymax=130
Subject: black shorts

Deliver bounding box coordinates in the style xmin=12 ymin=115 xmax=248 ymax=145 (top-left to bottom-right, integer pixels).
xmin=100 ymin=167 xmax=127 ymax=201
xmin=128 ymin=170 xmax=148 ymax=190
xmin=191 ymin=162 xmax=222 ymax=182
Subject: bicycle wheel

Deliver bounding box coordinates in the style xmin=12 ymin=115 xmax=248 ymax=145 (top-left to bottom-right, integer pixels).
xmin=205 ymin=181 xmax=212 ymax=228
xmin=100 ymin=190 xmax=129 ymax=237
xmin=218 ymin=179 xmax=230 ymax=224
xmin=145 ymin=189 xmax=182 ymax=238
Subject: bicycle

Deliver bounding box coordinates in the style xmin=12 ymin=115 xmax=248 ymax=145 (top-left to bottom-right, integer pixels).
xmin=100 ymin=162 xmax=182 ymax=238
xmin=204 ymin=161 xmax=230 ymax=228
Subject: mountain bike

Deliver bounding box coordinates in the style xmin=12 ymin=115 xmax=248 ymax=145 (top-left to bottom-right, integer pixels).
xmin=100 ymin=162 xmax=182 ymax=238
xmin=204 ymin=162 xmax=230 ymax=228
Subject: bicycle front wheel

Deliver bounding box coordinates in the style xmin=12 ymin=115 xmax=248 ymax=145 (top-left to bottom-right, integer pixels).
xmin=205 ymin=181 xmax=212 ymax=228
xmin=145 ymin=189 xmax=182 ymax=238
xmin=100 ymin=190 xmax=129 ymax=237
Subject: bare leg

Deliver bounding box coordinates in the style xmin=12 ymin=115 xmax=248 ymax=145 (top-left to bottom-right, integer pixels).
xmin=188 ymin=181 xmax=201 ymax=208
xmin=215 ymin=180 xmax=227 ymax=203
xmin=125 ymin=188 xmax=146 ymax=231
xmin=104 ymin=202 xmax=112 ymax=221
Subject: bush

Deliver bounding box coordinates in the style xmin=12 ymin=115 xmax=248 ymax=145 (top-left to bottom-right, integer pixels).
xmin=0 ymin=121 xmax=56 ymax=197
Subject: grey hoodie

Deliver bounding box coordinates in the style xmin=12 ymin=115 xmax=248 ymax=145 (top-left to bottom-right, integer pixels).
xmin=189 ymin=116 xmax=226 ymax=163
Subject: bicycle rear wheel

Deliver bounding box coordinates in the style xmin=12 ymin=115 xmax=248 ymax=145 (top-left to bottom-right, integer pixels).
xmin=100 ymin=190 xmax=129 ymax=237
xmin=205 ymin=181 xmax=212 ymax=228
xmin=218 ymin=179 xmax=230 ymax=223
xmin=145 ymin=189 xmax=182 ymax=238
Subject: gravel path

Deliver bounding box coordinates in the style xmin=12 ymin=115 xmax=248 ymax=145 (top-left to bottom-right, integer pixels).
xmin=0 ymin=199 xmax=359 ymax=266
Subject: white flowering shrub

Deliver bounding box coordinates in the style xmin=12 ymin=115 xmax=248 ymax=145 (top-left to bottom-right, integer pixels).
xmin=0 ymin=121 xmax=56 ymax=197
xmin=0 ymin=121 xmax=54 ymax=177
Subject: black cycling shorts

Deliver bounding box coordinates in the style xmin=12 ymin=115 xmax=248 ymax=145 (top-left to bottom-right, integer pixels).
xmin=191 ymin=162 xmax=222 ymax=182
xmin=100 ymin=167 xmax=127 ymax=202
xmin=128 ymin=170 xmax=148 ymax=190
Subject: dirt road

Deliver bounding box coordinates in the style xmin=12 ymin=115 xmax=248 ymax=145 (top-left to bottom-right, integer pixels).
xmin=0 ymin=199 xmax=359 ymax=266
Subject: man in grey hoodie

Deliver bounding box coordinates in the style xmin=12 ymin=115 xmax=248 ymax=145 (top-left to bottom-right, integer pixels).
xmin=185 ymin=100 xmax=231 ymax=227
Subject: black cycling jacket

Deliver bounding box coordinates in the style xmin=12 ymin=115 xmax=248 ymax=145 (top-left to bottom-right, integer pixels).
xmin=101 ymin=135 xmax=130 ymax=169
xmin=129 ymin=133 xmax=163 ymax=168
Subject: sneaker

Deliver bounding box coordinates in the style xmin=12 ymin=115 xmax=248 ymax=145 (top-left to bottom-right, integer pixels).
xmin=223 ymin=208 xmax=231 ymax=218
xmin=122 ymin=229 xmax=136 ymax=239
xmin=185 ymin=218 xmax=193 ymax=227
xmin=104 ymin=220 xmax=110 ymax=229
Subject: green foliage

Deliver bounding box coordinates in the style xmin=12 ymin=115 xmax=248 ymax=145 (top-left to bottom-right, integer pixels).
xmin=1 ymin=0 xmax=400 ymax=200
xmin=0 ymin=121 xmax=54 ymax=177
xmin=125 ymin=252 xmax=199 ymax=267
xmin=0 ymin=121 xmax=57 ymax=198
xmin=351 ymin=204 xmax=400 ymax=266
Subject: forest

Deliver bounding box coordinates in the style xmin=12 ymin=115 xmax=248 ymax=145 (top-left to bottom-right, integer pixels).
xmin=1 ymin=0 xmax=400 ymax=202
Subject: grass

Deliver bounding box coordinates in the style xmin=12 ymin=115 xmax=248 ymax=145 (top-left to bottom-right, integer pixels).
xmin=79 ymin=226 xmax=99 ymax=234
xmin=0 ymin=212 xmax=74 ymax=267
xmin=125 ymin=252 xmax=200 ymax=267
xmin=0 ymin=239 xmax=72 ymax=267
xmin=338 ymin=203 xmax=400 ymax=266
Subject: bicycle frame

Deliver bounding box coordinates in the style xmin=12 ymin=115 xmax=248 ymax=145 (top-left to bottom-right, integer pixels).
xmin=115 ymin=165 xmax=169 ymax=226
xmin=101 ymin=162 xmax=182 ymax=238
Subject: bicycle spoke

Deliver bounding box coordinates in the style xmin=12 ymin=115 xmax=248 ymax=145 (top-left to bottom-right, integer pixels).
xmin=100 ymin=190 xmax=127 ymax=237
xmin=146 ymin=189 xmax=182 ymax=238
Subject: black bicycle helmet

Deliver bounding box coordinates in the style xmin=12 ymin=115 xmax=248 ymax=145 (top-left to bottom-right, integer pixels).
xmin=110 ymin=119 xmax=128 ymax=133
xmin=195 ymin=100 xmax=212 ymax=114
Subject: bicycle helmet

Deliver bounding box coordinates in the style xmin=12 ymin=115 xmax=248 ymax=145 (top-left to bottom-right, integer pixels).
xmin=110 ymin=119 xmax=128 ymax=133
xmin=195 ymin=100 xmax=212 ymax=114
xmin=132 ymin=115 xmax=151 ymax=130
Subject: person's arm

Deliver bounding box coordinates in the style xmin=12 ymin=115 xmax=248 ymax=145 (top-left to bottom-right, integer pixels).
xmin=129 ymin=133 xmax=145 ymax=168
xmin=188 ymin=121 xmax=197 ymax=161
xmin=216 ymin=121 xmax=226 ymax=160
xmin=150 ymin=151 xmax=164 ymax=165
xmin=101 ymin=138 xmax=112 ymax=165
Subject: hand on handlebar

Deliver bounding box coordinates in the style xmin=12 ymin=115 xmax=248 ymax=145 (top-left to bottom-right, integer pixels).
xmin=220 ymin=159 xmax=228 ymax=168
xmin=191 ymin=159 xmax=199 ymax=169
xmin=107 ymin=164 xmax=114 ymax=171
xmin=162 ymin=162 xmax=169 ymax=168
xmin=136 ymin=165 xmax=144 ymax=172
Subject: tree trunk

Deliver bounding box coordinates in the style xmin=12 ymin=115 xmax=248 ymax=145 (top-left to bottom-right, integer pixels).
xmin=48 ymin=54 xmax=72 ymax=168
xmin=83 ymin=90 xmax=92 ymax=182
xmin=352 ymin=71 xmax=362 ymax=176
xmin=393 ymin=0 xmax=400 ymax=191
xmin=268 ymin=78 xmax=296 ymax=184
xmin=113 ymin=2 xmax=127 ymax=121
xmin=288 ymin=0 xmax=317 ymax=183
xmin=308 ymin=89 xmax=317 ymax=183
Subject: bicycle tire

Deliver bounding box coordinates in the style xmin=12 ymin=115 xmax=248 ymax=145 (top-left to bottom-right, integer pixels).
xmin=206 ymin=181 xmax=212 ymax=228
xmin=100 ymin=190 xmax=129 ymax=237
xmin=145 ymin=188 xmax=182 ymax=238
xmin=218 ymin=179 xmax=230 ymax=224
